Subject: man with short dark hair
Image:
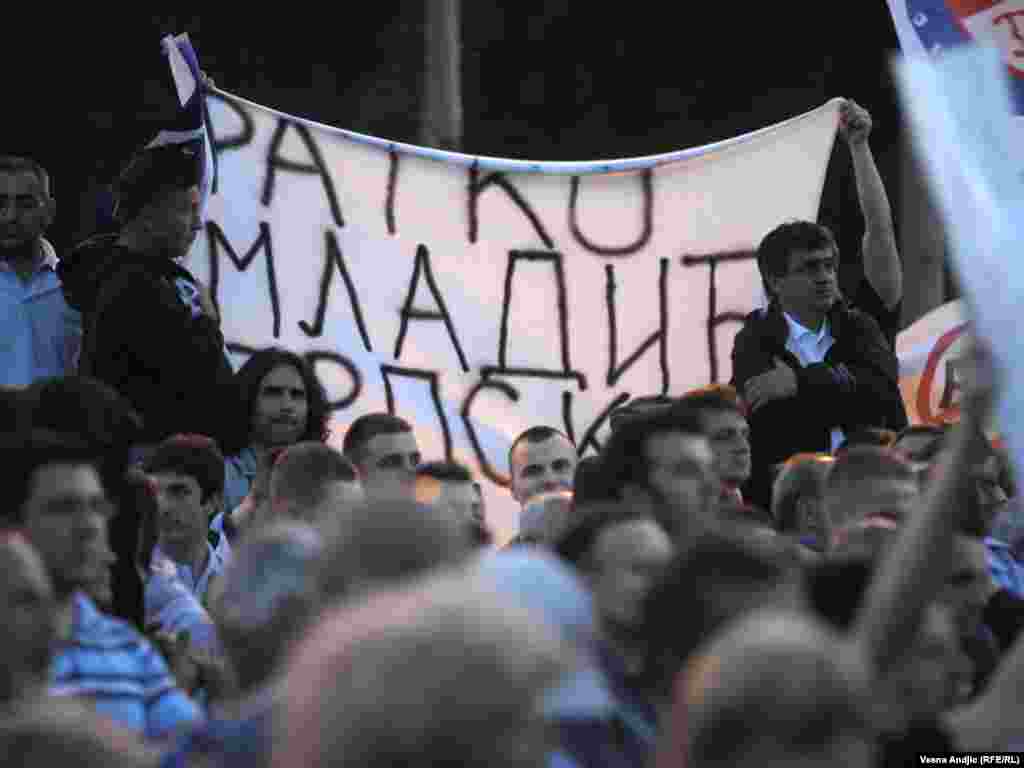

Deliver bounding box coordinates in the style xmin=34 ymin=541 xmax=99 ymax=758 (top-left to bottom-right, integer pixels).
xmin=414 ymin=460 xmax=491 ymax=546
xmin=673 ymin=610 xmax=874 ymax=768
xmin=144 ymin=434 xmax=229 ymax=610
xmin=25 ymin=375 xmax=147 ymax=630
xmin=162 ymin=521 xmax=324 ymax=768
xmin=58 ymin=143 xmax=235 ymax=451
xmin=2 ymin=430 xmax=199 ymax=739
xmin=771 ymin=453 xmax=834 ymax=551
xmin=557 ymin=503 xmax=676 ymax=645
xmin=679 ymin=385 xmax=754 ymax=512
xmin=823 ymin=446 xmax=919 ymax=545
xmin=508 ymin=426 xmax=577 ymax=512
xmin=556 ymin=500 xmax=675 ymax=767
xmin=640 ymin=530 xmax=799 ymax=712
xmin=0 ymin=156 xmax=81 ymax=386
xmin=342 ymin=413 xmax=421 ymax=500
xmin=270 ymin=442 xmax=363 ymax=526
xmin=731 ymin=219 xmax=907 ymax=511
xmin=596 ymin=402 xmax=716 ymax=548
xmin=278 ymin=572 xmax=567 ymax=768
xmin=730 ymin=102 xmax=907 ymax=512
xmin=317 ymin=499 xmax=474 ymax=603
xmin=516 ymin=490 xmax=574 ymax=549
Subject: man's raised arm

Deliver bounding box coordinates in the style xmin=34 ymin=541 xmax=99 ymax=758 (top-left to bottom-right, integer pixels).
xmin=841 ymin=99 xmax=902 ymax=310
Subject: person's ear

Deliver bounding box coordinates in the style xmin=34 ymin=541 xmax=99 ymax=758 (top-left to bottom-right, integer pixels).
xmin=766 ymin=273 xmax=783 ymax=297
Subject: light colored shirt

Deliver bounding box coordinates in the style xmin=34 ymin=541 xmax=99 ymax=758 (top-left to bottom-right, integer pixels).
xmin=144 ymin=559 xmax=221 ymax=655
xmin=151 ymin=539 xmax=230 ymax=609
xmin=50 ymin=592 xmax=201 ymax=740
xmin=782 ymin=312 xmax=845 ymax=453
xmin=0 ymin=238 xmax=81 ymax=386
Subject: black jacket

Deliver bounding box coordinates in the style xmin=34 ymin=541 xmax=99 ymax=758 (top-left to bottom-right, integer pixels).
xmin=730 ymin=298 xmax=908 ymax=510
xmin=59 ymin=235 xmax=238 ymax=449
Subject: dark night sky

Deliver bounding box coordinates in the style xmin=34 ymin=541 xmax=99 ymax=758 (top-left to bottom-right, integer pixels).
xmin=7 ymin=6 xmax=903 ymax=258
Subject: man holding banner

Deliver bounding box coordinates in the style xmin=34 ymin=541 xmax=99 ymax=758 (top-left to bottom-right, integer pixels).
xmin=57 ymin=142 xmax=236 ymax=456
xmin=730 ymin=100 xmax=909 ymax=510
xmin=732 ymin=220 xmax=907 ymax=510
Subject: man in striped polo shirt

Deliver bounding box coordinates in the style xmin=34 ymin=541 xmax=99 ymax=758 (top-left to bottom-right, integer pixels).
xmin=4 ymin=430 xmax=201 ymax=740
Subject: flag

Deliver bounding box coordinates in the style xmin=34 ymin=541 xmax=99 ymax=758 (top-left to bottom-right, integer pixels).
xmin=896 ymin=42 xmax=1024 ymax=484
xmin=145 ymin=33 xmax=217 ymax=222
xmin=885 ymin=0 xmax=1024 ymax=114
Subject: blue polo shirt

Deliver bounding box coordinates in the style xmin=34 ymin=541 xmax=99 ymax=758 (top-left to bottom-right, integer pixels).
xmin=50 ymin=592 xmax=201 ymax=740
xmin=0 ymin=238 xmax=81 ymax=386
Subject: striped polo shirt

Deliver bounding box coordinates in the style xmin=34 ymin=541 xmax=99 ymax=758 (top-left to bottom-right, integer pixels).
xmin=50 ymin=592 xmax=202 ymax=740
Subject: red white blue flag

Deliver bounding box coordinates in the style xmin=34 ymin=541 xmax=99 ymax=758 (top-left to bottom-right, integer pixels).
xmin=887 ymin=0 xmax=1024 ymax=114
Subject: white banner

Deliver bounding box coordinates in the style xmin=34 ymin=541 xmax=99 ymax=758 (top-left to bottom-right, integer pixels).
xmin=188 ymin=92 xmax=841 ymax=542
xmin=896 ymin=300 xmax=968 ymax=426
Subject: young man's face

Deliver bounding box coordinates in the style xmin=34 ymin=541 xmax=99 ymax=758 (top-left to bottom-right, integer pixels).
xmin=358 ymin=431 xmax=421 ymax=500
xmin=146 ymin=184 xmax=201 ymax=260
xmin=252 ymin=364 xmax=310 ymax=448
xmin=150 ymin=472 xmax=217 ymax=558
xmin=589 ymin=518 xmax=674 ymax=631
xmin=510 ymin=434 xmax=577 ymax=506
xmin=0 ymin=170 xmax=52 ymax=254
xmin=21 ymin=463 xmax=111 ymax=599
xmin=701 ymin=409 xmax=751 ymax=487
xmin=768 ymin=247 xmax=838 ymax=320
xmin=643 ymin=431 xmax=716 ymax=535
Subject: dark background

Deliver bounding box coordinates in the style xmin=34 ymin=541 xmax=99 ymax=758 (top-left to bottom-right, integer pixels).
xmin=7 ymin=6 xmax=906 ymax=298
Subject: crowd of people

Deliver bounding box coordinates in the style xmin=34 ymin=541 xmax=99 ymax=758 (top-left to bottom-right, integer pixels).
xmin=2 ymin=76 xmax=1024 ymax=767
